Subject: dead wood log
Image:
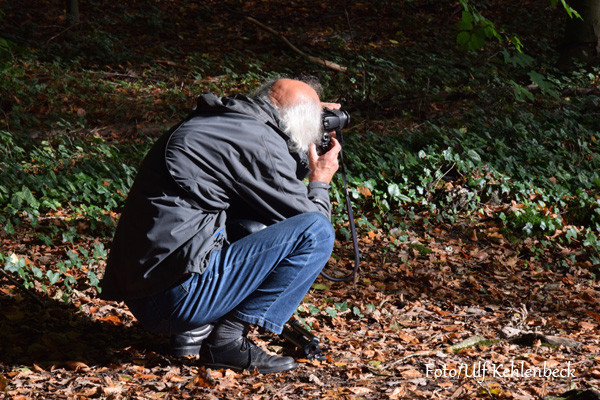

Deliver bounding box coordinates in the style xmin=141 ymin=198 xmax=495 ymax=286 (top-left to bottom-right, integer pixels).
xmin=245 ymin=16 xmax=347 ymax=73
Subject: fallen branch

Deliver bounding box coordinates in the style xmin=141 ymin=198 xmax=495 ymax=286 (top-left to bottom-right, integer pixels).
xmin=447 ymin=335 xmax=489 ymax=353
xmin=527 ymin=84 xmax=600 ymax=97
xmin=45 ymin=22 xmax=80 ymax=44
xmin=385 ymin=350 xmax=436 ymax=369
xmin=501 ymin=326 xmax=583 ymax=349
xmin=244 ymin=16 xmax=347 ymax=73
xmin=475 ymin=379 xmax=496 ymax=400
xmin=542 ymin=389 xmax=600 ymax=400
xmin=0 ymin=269 xmax=45 ymax=307
xmin=561 ymin=87 xmax=600 ymax=96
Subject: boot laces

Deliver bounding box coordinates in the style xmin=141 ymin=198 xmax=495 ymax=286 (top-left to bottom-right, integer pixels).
xmin=240 ymin=336 xmax=256 ymax=352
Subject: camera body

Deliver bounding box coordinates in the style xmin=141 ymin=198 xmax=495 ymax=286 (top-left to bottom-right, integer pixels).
xmin=319 ymin=109 xmax=350 ymax=154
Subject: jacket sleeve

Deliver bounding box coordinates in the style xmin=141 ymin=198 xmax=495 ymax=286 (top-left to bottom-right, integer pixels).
xmin=233 ymin=132 xmax=331 ymax=224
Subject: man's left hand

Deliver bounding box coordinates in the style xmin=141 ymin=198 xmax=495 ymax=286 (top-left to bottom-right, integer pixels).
xmin=321 ymin=102 xmax=341 ymax=110
xmin=308 ymin=137 xmax=341 ymax=184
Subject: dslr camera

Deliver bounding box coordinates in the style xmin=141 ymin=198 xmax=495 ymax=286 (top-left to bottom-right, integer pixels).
xmin=319 ymin=108 xmax=350 ymax=154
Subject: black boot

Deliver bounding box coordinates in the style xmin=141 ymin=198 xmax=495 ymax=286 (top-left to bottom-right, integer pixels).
xmin=199 ymin=336 xmax=297 ymax=374
xmin=170 ymin=324 xmax=214 ymax=357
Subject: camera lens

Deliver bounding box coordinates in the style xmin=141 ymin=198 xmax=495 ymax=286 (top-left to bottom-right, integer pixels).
xmin=322 ymin=109 xmax=350 ymax=131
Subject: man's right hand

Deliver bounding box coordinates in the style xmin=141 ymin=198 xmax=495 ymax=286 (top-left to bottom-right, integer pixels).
xmin=308 ymin=137 xmax=341 ymax=184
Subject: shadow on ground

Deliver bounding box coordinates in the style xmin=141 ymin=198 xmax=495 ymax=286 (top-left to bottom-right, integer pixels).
xmin=0 ymin=290 xmax=169 ymax=369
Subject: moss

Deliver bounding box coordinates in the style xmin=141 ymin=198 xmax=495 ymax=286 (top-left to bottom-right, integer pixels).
xmin=410 ymin=242 xmax=432 ymax=257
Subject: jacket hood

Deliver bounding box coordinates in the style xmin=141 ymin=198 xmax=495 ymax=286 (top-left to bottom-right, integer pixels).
xmin=195 ymin=92 xmax=284 ymax=130
xmin=194 ymin=92 xmax=310 ymax=179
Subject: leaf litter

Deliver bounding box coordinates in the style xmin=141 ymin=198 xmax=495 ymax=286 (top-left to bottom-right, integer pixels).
xmin=2 ymin=215 xmax=599 ymax=399
xmin=1 ymin=0 xmax=599 ymax=398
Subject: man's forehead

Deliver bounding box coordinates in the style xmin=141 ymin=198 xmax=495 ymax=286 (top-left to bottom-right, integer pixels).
xmin=270 ymin=79 xmax=320 ymax=107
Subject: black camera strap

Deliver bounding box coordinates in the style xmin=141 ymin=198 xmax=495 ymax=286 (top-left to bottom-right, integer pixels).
xmin=320 ymin=129 xmax=360 ymax=282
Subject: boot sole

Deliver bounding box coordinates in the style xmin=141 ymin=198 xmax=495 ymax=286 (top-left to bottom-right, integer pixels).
xmin=171 ymin=344 xmax=202 ymax=357
xmin=201 ymin=360 xmax=297 ymax=374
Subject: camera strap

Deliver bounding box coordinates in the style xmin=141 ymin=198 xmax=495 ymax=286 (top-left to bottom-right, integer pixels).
xmin=320 ymin=129 xmax=360 ymax=282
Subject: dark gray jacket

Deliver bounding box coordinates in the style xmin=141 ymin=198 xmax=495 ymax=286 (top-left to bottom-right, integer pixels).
xmin=100 ymin=93 xmax=331 ymax=301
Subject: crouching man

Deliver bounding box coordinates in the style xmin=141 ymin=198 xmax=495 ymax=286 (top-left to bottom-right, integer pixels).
xmin=99 ymin=77 xmax=342 ymax=374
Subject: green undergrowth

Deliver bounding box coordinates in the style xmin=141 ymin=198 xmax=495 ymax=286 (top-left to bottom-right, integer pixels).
xmin=0 ymin=129 xmax=152 ymax=232
xmin=2 ymin=61 xmax=600 ymax=295
xmin=1 ymin=1 xmax=600 ymax=297
xmin=329 ymin=58 xmax=600 ymax=269
xmin=0 ymin=55 xmax=277 ymax=131
xmin=0 ymin=129 xmax=152 ymax=298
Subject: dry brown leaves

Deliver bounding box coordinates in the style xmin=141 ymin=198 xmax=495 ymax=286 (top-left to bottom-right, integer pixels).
xmin=2 ymin=209 xmax=600 ymax=399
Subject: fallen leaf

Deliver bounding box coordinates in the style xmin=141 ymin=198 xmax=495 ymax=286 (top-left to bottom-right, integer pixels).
xmin=103 ymin=385 xmax=123 ymax=395
xmin=580 ymin=321 xmax=596 ymax=330
xmin=584 ymin=310 xmax=600 ymax=325
xmin=99 ymin=315 xmax=122 ymax=325
xmin=64 ymin=361 xmax=91 ymax=372
xmin=389 ymin=386 xmax=407 ymax=399
xmin=349 ymin=386 xmax=372 ymax=395
xmin=309 ymin=373 xmax=324 ymax=386
xmin=357 ymin=186 xmax=372 ymax=197
xmin=400 ymin=369 xmax=421 ymax=378
xmin=398 ymin=333 xmax=418 ymax=344
xmin=323 ymin=332 xmax=343 ymax=342
xmin=187 ymin=368 xmax=217 ymax=388
xmin=135 ymin=373 xmax=160 ymax=381
xmin=470 ymin=229 xmax=478 ymax=241
xmin=32 ymin=364 xmax=45 ymax=372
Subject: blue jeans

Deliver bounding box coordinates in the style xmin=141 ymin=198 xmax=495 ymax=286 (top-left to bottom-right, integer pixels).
xmin=126 ymin=212 xmax=334 ymax=335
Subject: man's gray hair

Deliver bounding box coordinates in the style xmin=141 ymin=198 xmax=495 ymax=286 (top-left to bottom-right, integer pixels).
xmin=253 ymin=76 xmax=324 ymax=153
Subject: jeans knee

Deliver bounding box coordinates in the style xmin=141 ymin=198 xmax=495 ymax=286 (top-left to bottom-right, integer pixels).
xmin=304 ymin=212 xmax=335 ymax=250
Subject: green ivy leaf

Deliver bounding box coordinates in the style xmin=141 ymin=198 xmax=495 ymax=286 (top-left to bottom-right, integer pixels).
xmin=353 ymin=306 xmax=364 ymax=318
xmin=21 ymin=186 xmax=39 ymax=209
xmin=47 ymin=270 xmax=61 ymax=285
xmin=456 ymin=11 xmax=474 ymax=30
xmin=311 ymin=282 xmax=330 ymax=291
xmin=469 ymin=31 xmax=486 ymax=50
xmin=308 ymin=305 xmax=320 ymax=315
xmin=467 ymin=149 xmax=481 ymax=163
xmin=3 ymin=219 xmax=15 ymax=235
xmin=87 ymin=271 xmax=100 ymax=289
xmin=528 ymin=71 xmax=559 ymax=99
xmin=335 ymin=301 xmax=348 ymax=312
xmin=325 ymin=307 xmax=337 ymax=318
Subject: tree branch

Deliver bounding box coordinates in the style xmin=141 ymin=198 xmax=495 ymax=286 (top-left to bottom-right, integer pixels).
xmin=0 ymin=269 xmax=45 ymax=306
xmin=245 ymin=16 xmax=347 ymax=73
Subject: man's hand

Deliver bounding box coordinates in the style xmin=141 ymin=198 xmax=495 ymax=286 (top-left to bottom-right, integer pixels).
xmin=321 ymin=102 xmax=341 ymax=110
xmin=308 ymin=137 xmax=341 ymax=184
xmin=309 ymin=101 xmax=342 ymax=184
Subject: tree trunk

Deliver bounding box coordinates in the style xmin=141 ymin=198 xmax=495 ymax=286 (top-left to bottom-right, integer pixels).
xmin=560 ymin=0 xmax=600 ymax=67
xmin=66 ymin=0 xmax=79 ymax=24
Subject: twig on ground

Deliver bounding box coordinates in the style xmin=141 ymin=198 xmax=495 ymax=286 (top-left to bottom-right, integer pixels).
xmin=244 ymin=16 xmax=347 ymax=73
xmin=45 ymin=22 xmax=80 ymax=44
xmin=474 ymin=379 xmax=495 ymax=399
xmin=0 ymin=269 xmax=45 ymax=306
xmin=387 ymin=350 xmax=436 ymax=368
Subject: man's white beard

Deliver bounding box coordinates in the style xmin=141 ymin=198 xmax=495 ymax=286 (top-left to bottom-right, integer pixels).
xmin=279 ymin=101 xmax=323 ymax=153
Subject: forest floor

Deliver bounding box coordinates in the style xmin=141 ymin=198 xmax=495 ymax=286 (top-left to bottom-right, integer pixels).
xmin=2 ymin=215 xmax=600 ymax=399
xmin=1 ymin=0 xmax=600 ymax=399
